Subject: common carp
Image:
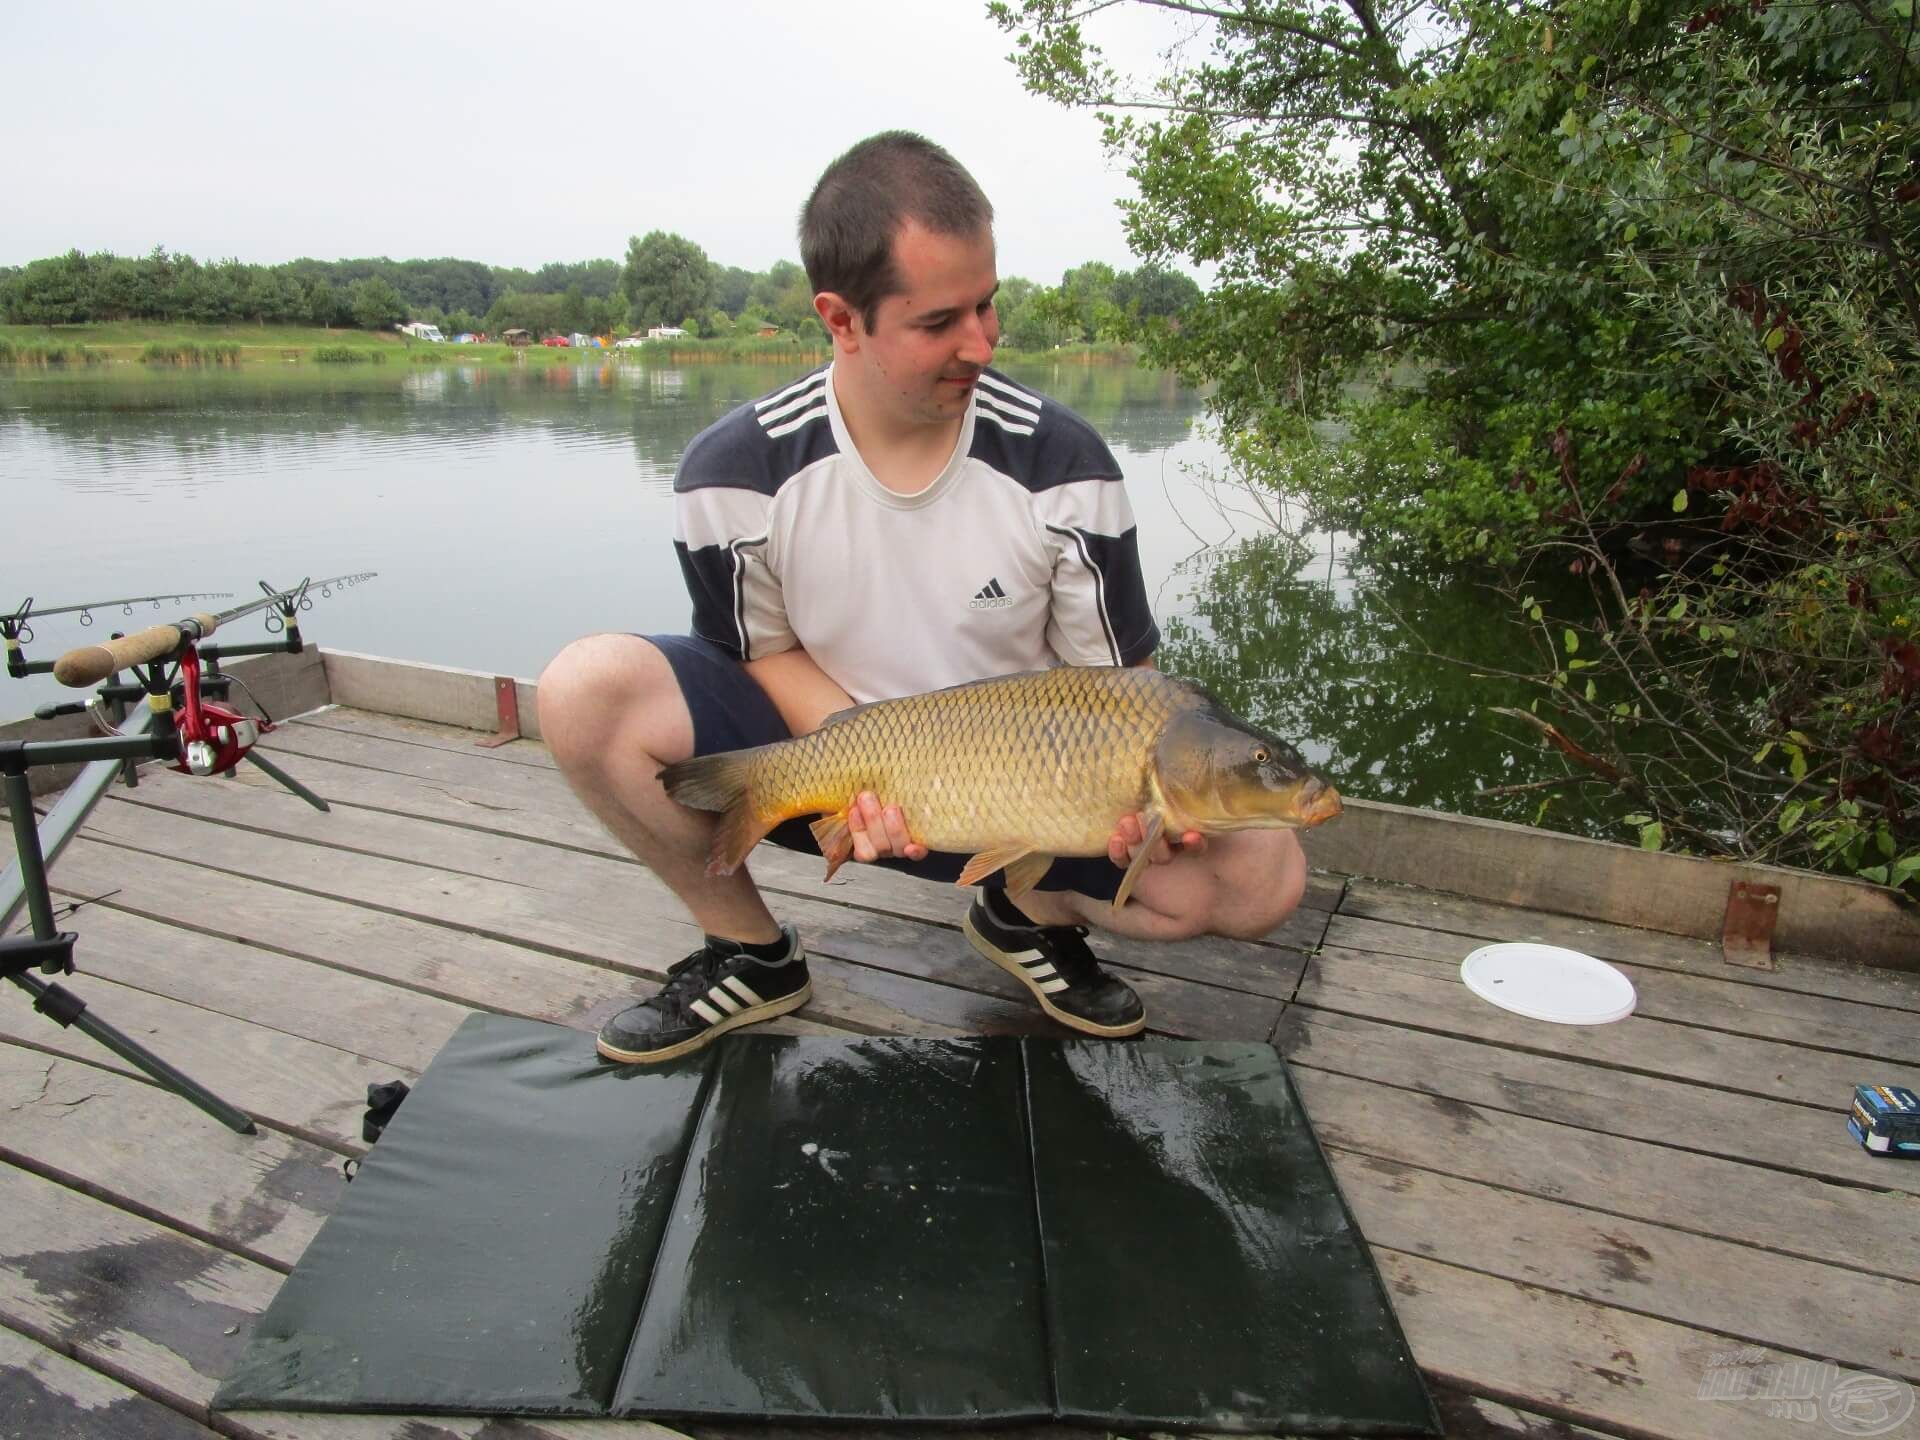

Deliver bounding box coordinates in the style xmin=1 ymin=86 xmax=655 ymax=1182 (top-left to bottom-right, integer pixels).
xmin=658 ymin=666 xmax=1340 ymax=909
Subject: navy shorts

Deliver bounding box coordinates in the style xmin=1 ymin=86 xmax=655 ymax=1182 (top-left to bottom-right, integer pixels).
xmin=648 ymin=634 xmax=1123 ymax=901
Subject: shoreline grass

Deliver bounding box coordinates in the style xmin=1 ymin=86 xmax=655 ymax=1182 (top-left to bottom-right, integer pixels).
xmin=1 ymin=322 xmax=1142 ymax=370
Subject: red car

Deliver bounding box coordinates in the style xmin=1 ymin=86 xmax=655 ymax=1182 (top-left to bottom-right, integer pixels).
xmin=542 ymin=335 xmax=571 ymax=348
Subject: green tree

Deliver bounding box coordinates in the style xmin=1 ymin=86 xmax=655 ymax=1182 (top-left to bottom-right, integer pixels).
xmin=1114 ymin=264 xmax=1200 ymax=322
xmin=348 ymin=276 xmax=407 ymax=331
xmin=622 ymin=231 xmax=716 ymax=330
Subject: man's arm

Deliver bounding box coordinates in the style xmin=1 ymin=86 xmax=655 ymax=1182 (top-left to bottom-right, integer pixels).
xmin=744 ymin=647 xmax=927 ymax=863
xmin=743 ymin=646 xmax=856 ymax=737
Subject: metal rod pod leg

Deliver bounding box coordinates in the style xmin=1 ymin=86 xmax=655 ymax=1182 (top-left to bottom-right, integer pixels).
xmin=9 ymin=971 xmax=257 ymax=1135
xmin=242 ymin=750 xmax=330 ymax=812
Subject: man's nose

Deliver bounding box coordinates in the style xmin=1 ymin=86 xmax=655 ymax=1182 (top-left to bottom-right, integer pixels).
xmin=956 ymin=310 xmax=995 ymax=365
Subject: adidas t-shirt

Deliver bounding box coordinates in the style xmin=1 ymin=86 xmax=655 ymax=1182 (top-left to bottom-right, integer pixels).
xmin=672 ymin=364 xmax=1159 ymax=705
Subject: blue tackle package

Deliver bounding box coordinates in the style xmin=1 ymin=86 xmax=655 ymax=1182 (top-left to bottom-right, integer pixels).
xmin=1848 ymin=1084 xmax=1920 ymax=1157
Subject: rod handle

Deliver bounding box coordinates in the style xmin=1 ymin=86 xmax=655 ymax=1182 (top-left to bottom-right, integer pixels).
xmin=52 ymin=614 xmax=218 ymax=688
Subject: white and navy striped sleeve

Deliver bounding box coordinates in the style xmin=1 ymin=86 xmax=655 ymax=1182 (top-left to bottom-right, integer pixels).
xmin=969 ymin=372 xmax=1159 ymax=667
xmin=671 ymin=403 xmax=798 ymax=662
xmin=1036 ymin=476 xmax=1158 ymax=667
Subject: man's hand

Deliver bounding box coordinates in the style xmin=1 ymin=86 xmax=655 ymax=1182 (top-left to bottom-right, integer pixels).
xmin=1108 ymin=814 xmax=1205 ymax=870
xmin=847 ymin=792 xmax=930 ymax=864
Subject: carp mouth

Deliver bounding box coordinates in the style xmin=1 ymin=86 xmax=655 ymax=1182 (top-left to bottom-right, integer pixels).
xmin=1292 ymin=777 xmax=1343 ymax=827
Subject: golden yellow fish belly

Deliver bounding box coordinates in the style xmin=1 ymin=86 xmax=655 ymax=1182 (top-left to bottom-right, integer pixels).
xmin=748 ymin=666 xmax=1200 ymax=856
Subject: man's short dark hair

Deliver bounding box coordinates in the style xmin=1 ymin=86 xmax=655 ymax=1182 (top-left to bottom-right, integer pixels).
xmin=800 ymin=132 xmax=993 ymax=330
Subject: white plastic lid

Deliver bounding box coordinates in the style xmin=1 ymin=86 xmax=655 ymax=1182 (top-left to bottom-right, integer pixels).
xmin=1459 ymin=942 xmax=1637 ymax=1025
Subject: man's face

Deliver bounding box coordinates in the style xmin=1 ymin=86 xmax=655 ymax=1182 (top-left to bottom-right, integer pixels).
xmin=843 ymin=220 xmax=1000 ymax=429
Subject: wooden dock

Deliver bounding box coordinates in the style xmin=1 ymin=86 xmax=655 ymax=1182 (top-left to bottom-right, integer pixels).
xmin=2 ymin=655 xmax=1917 ymax=1440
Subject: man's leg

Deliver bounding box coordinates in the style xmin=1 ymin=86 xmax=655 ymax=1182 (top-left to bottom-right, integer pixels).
xmin=1016 ymin=830 xmax=1309 ymax=944
xmin=963 ymin=830 xmax=1308 ymax=1037
xmin=538 ymin=634 xmax=807 ymax=1062
xmin=537 ymin=633 xmax=781 ymax=945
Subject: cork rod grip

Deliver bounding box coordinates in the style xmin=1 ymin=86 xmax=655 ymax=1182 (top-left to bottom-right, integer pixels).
xmin=52 ymin=612 xmax=220 ymax=688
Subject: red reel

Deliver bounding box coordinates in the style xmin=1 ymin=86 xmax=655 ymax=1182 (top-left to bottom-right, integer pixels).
xmin=171 ymin=645 xmax=272 ymax=777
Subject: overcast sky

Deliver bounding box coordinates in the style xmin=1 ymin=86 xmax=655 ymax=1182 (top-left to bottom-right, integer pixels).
xmin=6 ymin=0 xmax=1188 ymax=285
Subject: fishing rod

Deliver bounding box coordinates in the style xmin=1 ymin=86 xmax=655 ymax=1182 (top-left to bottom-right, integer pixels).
xmin=4 ymin=568 xmax=373 ymax=1134
xmin=51 ymin=572 xmax=375 ymax=689
xmin=5 ymin=591 xmax=232 ymax=679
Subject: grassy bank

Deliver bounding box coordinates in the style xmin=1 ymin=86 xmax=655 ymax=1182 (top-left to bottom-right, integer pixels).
xmin=1 ymin=322 xmax=1141 ymax=370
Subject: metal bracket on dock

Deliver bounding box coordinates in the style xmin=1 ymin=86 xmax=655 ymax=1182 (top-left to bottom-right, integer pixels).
xmin=475 ymin=677 xmax=523 ymax=749
xmin=1721 ymin=880 xmax=1780 ymax=969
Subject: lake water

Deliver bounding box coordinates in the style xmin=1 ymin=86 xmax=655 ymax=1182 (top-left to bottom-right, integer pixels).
xmin=1 ymin=358 xmax=1575 ymax=829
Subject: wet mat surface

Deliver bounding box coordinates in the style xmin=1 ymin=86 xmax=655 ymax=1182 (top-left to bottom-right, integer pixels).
xmin=216 ymin=1015 xmax=1438 ymax=1435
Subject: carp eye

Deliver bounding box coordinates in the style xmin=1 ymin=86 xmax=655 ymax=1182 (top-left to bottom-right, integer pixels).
xmin=1253 ymin=747 xmax=1270 ymax=763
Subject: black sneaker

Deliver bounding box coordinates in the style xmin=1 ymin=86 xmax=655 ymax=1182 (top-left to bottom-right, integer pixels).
xmin=597 ymin=924 xmax=812 ymax=1064
xmin=962 ymin=893 xmax=1146 ymax=1037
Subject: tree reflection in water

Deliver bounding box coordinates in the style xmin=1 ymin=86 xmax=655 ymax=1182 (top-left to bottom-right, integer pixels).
xmin=1156 ymin=530 xmax=1606 ymax=834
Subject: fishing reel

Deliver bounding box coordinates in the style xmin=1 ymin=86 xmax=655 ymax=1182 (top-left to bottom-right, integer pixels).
xmin=170 ymin=644 xmax=269 ymax=777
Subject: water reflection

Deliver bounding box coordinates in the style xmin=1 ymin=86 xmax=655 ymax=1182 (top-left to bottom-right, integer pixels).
xmin=2 ymin=359 xmax=1581 ymax=832
xmin=1157 ymin=530 xmax=1571 ymax=827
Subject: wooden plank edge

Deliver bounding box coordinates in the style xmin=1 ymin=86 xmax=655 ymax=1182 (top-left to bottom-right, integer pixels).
xmin=311 ymin=653 xmax=1918 ymax=972
xmin=320 ymin=650 xmax=540 ymax=742
xmin=1315 ymin=795 xmax=1920 ymax=973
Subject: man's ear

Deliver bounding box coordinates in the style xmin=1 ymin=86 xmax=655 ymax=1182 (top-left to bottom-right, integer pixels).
xmin=814 ymin=290 xmax=862 ymax=348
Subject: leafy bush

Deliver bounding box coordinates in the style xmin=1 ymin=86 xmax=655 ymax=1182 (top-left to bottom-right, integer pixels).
xmin=999 ymin=0 xmax=1918 ymax=888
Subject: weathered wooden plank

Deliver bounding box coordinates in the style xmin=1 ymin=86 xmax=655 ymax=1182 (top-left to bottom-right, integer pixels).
xmin=0 ymin=1322 xmax=220 ymax=1439
xmin=45 ymin=838 xmax=646 ymax=1029
xmin=1290 ymin=1068 xmax=1920 ymax=1282
xmin=1312 ymin=794 xmax=1920 ymax=971
xmin=1376 ymin=1249 xmax=1872 ymax=1440
xmin=0 ymin=1163 xmax=688 ymax=1440
xmin=1338 ymin=880 xmax=1920 ymax=1012
xmin=0 ymin=1046 xmax=338 ymax=1272
xmin=1320 ymin=914 xmax=1920 ymax=1063
xmin=65 ymin=797 xmax=1052 ymax=1040
xmin=1277 ymin=1009 xmax=1920 ymax=1197
xmin=294 ymin=703 xmax=559 ymax=768
xmin=1298 ymin=946 xmax=1913 ymax=1110
xmin=0 ymin=1159 xmax=277 ymax=1420
xmin=255 ymin=717 xmax=1345 ymax=946
xmin=1426 ymin=1387 xmax=1628 ymax=1440
xmin=0 ymin=972 xmax=403 ymax=1153
xmin=59 ymin=904 xmax=471 ymax=1075
xmin=319 ymin=650 xmax=540 ymax=741
xmin=79 ymin=771 xmax=1292 ymax=1039
xmin=1332 ymin=1148 xmax=1919 ymax=1381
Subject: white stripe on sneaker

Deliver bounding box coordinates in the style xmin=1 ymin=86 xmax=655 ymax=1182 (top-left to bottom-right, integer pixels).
xmin=707 ymin=987 xmax=743 ymax=1016
xmin=690 ymin=998 xmax=726 ymax=1025
xmin=1037 ymin=978 xmax=1071 ymax=994
xmin=723 ymin=975 xmax=766 ymax=1006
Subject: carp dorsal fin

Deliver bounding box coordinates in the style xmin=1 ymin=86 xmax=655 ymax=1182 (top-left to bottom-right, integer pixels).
xmin=816 ymin=700 xmax=881 ymax=729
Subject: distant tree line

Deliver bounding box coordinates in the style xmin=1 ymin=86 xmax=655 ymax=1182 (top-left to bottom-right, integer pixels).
xmin=0 ymin=237 xmax=1200 ymax=346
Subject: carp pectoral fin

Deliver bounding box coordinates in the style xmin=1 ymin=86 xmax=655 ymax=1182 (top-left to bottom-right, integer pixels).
xmin=957 ymin=844 xmax=1045 ymax=891
xmin=809 ymin=810 xmax=856 ymax=882
xmin=1112 ymin=812 xmax=1166 ymax=911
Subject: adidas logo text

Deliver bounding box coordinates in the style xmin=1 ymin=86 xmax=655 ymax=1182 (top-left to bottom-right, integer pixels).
xmin=969 ymin=577 xmax=1013 ymax=611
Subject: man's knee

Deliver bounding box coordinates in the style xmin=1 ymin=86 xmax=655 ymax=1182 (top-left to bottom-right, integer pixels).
xmin=537 ymin=634 xmax=678 ymax=772
xmin=1156 ymin=830 xmax=1305 ymax=942
xmin=1212 ymin=830 xmax=1307 ymax=940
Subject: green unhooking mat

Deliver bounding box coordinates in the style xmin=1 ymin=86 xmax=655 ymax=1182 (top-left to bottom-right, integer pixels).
xmin=215 ymin=1015 xmax=1438 ymax=1435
